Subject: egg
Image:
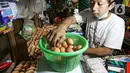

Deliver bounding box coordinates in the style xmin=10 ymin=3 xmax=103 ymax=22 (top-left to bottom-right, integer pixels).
xmin=21 ymin=68 xmax=26 ymax=71
xmin=56 ymin=43 xmax=62 ymax=48
xmin=26 ymin=70 xmax=34 ymax=73
xmin=23 ymin=63 xmax=30 ymax=69
xmin=72 ymin=46 xmax=77 ymax=51
xmin=54 ymin=47 xmax=60 ymax=52
xmin=12 ymin=71 xmax=19 ymax=73
xmin=30 ymin=63 xmax=36 ymax=67
xmin=66 ymin=48 xmax=73 ymax=52
xmin=27 ymin=67 xmax=36 ymax=71
xmin=60 ymin=47 xmax=65 ymax=52
xmin=20 ymin=61 xmax=26 ymax=65
xmin=68 ymin=45 xmax=73 ymax=49
xmin=16 ymin=64 xmax=23 ymax=68
xmin=26 ymin=61 xmax=31 ymax=64
xmin=14 ymin=67 xmax=21 ymax=71
xmin=66 ymin=38 xmax=73 ymax=45
xmin=29 ymin=67 xmax=36 ymax=70
xmin=77 ymin=45 xmax=82 ymax=50
xmin=62 ymin=41 xmax=68 ymax=48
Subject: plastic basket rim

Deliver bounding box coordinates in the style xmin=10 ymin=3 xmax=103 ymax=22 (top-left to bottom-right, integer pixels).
xmin=38 ymin=33 xmax=88 ymax=57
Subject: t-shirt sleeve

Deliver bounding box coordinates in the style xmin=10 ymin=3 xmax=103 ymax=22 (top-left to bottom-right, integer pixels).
xmin=74 ymin=8 xmax=93 ymax=23
xmin=104 ymin=19 xmax=125 ymax=50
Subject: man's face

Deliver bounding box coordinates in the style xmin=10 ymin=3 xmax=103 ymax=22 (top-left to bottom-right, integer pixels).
xmin=90 ymin=0 xmax=110 ymax=18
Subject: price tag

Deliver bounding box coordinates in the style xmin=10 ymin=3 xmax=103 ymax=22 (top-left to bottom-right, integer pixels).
xmin=114 ymin=4 xmax=125 ymax=15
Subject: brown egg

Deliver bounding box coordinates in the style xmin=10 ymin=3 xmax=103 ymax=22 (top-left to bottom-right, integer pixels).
xmin=62 ymin=41 xmax=68 ymax=48
xmin=27 ymin=67 xmax=36 ymax=71
xmin=66 ymin=38 xmax=73 ymax=45
xmin=14 ymin=67 xmax=21 ymax=71
xmin=60 ymin=47 xmax=65 ymax=52
xmin=20 ymin=72 xmax=24 ymax=73
xmin=34 ymin=40 xmax=38 ymax=46
xmin=54 ymin=47 xmax=60 ymax=52
xmin=72 ymin=46 xmax=77 ymax=51
xmin=77 ymin=45 xmax=82 ymax=50
xmin=21 ymin=68 xmax=26 ymax=71
xmin=68 ymin=45 xmax=73 ymax=49
xmin=36 ymin=45 xmax=39 ymax=49
xmin=25 ymin=70 xmax=34 ymax=73
xmin=16 ymin=64 xmax=23 ymax=68
xmin=20 ymin=61 xmax=26 ymax=65
xmin=23 ymin=63 xmax=30 ymax=69
xmin=36 ymin=49 xmax=42 ymax=54
xmin=30 ymin=63 xmax=36 ymax=67
xmin=66 ymin=48 xmax=73 ymax=52
xmin=26 ymin=61 xmax=31 ymax=64
xmin=56 ymin=43 xmax=62 ymax=48
xmin=12 ymin=71 xmax=19 ymax=73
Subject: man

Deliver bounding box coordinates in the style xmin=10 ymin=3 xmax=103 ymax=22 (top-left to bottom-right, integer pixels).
xmin=47 ymin=0 xmax=125 ymax=56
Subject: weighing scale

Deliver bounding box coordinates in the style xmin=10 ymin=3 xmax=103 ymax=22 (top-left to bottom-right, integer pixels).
xmin=35 ymin=56 xmax=84 ymax=73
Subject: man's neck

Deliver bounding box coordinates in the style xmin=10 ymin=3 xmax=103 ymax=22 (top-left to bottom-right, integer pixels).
xmin=97 ymin=12 xmax=111 ymax=21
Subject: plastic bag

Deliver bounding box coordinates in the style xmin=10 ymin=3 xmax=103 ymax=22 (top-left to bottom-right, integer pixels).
xmin=17 ymin=0 xmax=47 ymax=19
xmin=19 ymin=18 xmax=35 ymax=40
xmin=67 ymin=23 xmax=83 ymax=35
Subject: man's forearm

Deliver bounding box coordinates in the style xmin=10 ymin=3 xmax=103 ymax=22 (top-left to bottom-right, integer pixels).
xmin=61 ymin=16 xmax=77 ymax=29
xmin=84 ymin=47 xmax=112 ymax=56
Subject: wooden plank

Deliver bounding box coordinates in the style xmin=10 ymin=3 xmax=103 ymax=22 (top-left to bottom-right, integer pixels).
xmin=7 ymin=31 xmax=19 ymax=62
xmin=7 ymin=19 xmax=29 ymax=63
xmin=0 ymin=34 xmax=10 ymax=61
xmin=5 ymin=62 xmax=16 ymax=73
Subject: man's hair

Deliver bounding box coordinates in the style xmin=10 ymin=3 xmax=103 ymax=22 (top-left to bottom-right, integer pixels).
xmin=107 ymin=0 xmax=115 ymax=6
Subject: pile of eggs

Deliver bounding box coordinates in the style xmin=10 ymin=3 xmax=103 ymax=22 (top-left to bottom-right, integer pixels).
xmin=48 ymin=38 xmax=82 ymax=52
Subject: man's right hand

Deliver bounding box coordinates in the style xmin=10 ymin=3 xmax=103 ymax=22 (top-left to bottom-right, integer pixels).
xmin=47 ymin=16 xmax=77 ymax=47
xmin=47 ymin=24 xmax=67 ymax=47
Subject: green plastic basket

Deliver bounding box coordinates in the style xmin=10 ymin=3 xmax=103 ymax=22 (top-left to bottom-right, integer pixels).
xmin=38 ymin=33 xmax=88 ymax=72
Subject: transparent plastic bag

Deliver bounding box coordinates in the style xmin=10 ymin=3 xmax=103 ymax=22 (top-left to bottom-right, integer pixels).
xmin=19 ymin=18 xmax=36 ymax=40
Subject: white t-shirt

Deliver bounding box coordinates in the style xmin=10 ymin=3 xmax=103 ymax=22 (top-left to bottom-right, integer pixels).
xmin=74 ymin=9 xmax=125 ymax=50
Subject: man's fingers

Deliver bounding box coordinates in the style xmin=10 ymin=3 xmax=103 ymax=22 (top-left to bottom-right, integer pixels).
xmin=47 ymin=30 xmax=52 ymax=39
xmin=58 ymin=36 xmax=65 ymax=44
xmin=52 ymin=33 xmax=59 ymax=47
xmin=49 ymin=31 xmax=56 ymax=45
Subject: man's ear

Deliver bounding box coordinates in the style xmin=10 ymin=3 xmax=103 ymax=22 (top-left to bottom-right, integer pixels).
xmin=108 ymin=2 xmax=115 ymax=10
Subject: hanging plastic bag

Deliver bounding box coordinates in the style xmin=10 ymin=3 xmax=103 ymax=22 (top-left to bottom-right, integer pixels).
xmin=0 ymin=2 xmax=17 ymax=34
xmin=17 ymin=0 xmax=47 ymax=19
xmin=19 ymin=18 xmax=36 ymax=40
xmin=3 ymin=22 xmax=14 ymax=34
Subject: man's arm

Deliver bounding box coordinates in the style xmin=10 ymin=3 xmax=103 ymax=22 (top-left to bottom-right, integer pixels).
xmin=61 ymin=16 xmax=77 ymax=29
xmin=84 ymin=47 xmax=112 ymax=56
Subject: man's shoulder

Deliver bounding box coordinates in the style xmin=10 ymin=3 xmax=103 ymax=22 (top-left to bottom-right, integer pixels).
xmin=110 ymin=13 xmax=125 ymax=29
xmin=111 ymin=13 xmax=124 ymax=23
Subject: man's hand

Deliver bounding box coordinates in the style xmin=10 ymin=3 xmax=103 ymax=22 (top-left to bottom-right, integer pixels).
xmin=47 ymin=16 xmax=77 ymax=47
xmin=47 ymin=24 xmax=67 ymax=47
